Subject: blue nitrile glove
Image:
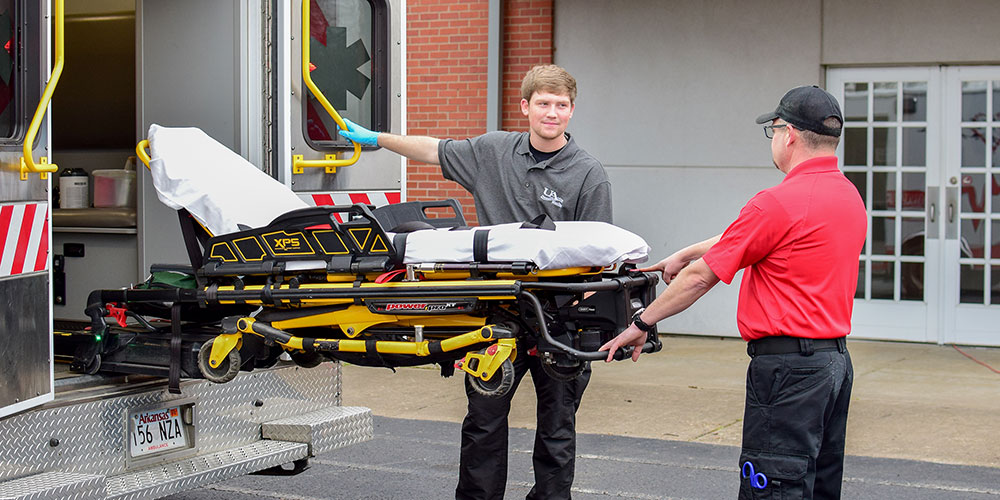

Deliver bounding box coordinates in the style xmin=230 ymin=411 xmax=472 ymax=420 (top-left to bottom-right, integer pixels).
xmin=339 ymin=118 xmax=380 ymax=146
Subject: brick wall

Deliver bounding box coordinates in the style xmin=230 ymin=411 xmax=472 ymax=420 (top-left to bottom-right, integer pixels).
xmin=405 ymin=0 xmax=554 ymax=225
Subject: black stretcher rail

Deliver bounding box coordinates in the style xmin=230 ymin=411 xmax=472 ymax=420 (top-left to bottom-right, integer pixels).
xmin=519 ymin=290 xmax=662 ymax=362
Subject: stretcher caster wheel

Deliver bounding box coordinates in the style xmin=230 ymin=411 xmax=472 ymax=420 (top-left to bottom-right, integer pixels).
xmin=83 ymin=354 xmax=102 ymax=375
xmin=198 ymin=338 xmax=241 ymax=383
xmin=290 ymin=351 xmax=324 ymax=368
xmin=541 ymin=360 xmax=586 ymax=381
xmin=468 ymin=359 xmax=514 ymax=398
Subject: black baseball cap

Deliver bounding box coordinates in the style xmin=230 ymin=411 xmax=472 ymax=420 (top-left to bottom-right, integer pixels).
xmin=755 ymin=85 xmax=844 ymax=137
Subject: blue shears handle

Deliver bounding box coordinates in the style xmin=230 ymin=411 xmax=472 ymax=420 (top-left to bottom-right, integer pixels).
xmin=742 ymin=461 xmax=768 ymax=489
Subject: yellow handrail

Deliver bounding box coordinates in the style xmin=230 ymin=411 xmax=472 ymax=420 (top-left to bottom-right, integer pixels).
xmin=294 ymin=0 xmax=362 ymax=175
xmin=136 ymin=140 xmax=151 ymax=170
xmin=20 ymin=0 xmax=64 ymax=181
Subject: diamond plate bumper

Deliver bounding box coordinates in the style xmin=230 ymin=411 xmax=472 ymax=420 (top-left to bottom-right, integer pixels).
xmin=263 ymin=406 xmax=373 ymax=456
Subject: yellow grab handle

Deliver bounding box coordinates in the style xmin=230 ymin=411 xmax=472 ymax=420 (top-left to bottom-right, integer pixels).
xmin=295 ymin=0 xmax=361 ymax=175
xmin=136 ymin=140 xmax=151 ymax=170
xmin=20 ymin=0 xmax=64 ymax=181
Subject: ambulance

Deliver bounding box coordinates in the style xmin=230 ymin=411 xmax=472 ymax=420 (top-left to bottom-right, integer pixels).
xmin=0 ymin=1 xmax=403 ymax=497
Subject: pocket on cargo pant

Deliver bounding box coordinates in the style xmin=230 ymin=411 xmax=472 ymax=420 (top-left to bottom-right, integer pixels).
xmin=737 ymin=450 xmax=810 ymax=499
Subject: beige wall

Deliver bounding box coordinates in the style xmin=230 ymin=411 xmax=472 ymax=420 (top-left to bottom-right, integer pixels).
xmin=823 ymin=0 xmax=1000 ymax=65
xmin=555 ymin=0 xmax=823 ymax=169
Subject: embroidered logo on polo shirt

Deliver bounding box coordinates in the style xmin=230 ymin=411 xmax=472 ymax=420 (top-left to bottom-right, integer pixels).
xmin=540 ymin=187 xmax=564 ymax=208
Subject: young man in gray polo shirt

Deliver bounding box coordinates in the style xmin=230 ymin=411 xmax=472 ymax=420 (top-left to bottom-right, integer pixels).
xmin=341 ymin=64 xmax=611 ymax=500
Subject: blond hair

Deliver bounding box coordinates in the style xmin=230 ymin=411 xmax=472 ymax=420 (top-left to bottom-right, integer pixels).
xmin=520 ymin=65 xmax=577 ymax=104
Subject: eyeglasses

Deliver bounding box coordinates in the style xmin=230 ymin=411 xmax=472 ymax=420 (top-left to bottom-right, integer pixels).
xmin=763 ymin=124 xmax=788 ymax=139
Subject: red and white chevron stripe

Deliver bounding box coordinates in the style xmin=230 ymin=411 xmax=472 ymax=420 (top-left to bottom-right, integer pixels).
xmin=300 ymin=191 xmax=401 ymax=223
xmin=0 ymin=202 xmax=49 ymax=277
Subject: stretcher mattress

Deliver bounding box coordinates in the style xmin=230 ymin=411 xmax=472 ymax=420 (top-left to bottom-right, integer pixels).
xmin=396 ymin=223 xmax=648 ymax=269
xmin=146 ymin=125 xmax=649 ymax=269
xmin=148 ymin=124 xmax=309 ymax=236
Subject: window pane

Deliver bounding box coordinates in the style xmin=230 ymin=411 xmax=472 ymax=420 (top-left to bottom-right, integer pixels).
xmin=901 ymin=217 xmax=924 ymax=256
xmin=307 ymin=0 xmax=375 ymax=142
xmin=902 ymin=81 xmax=927 ymax=122
xmin=872 ymin=216 xmax=895 ymax=255
xmin=962 ymin=81 xmax=987 ymax=122
xmin=843 ymin=82 xmax=868 ymax=121
xmin=872 ymin=172 xmax=896 ymax=211
xmin=0 ymin=1 xmax=16 ymax=138
xmin=993 ymin=175 xmax=1000 ymax=216
xmin=845 ymin=171 xmax=867 ymax=207
xmin=994 ymin=128 xmax=999 ymax=169
xmin=991 ymin=265 xmax=1000 ymax=305
xmin=843 ymin=127 xmax=868 ymax=166
xmin=961 ymin=174 xmax=985 ymax=213
xmin=900 ymin=262 xmax=923 ymax=301
xmin=901 ymin=127 xmax=926 ymax=166
xmin=855 ymin=260 xmax=866 ymax=299
xmin=993 ymin=220 xmax=1000 ymax=260
xmin=961 ymin=128 xmax=986 ymax=167
xmin=873 ymin=127 xmax=896 ymax=166
xmin=871 ymin=261 xmax=894 ymax=300
xmin=873 ymin=82 xmax=897 ymax=122
xmin=961 ymin=218 xmax=985 ymax=257
xmin=960 ymin=264 xmax=984 ymax=304
xmin=901 ymin=172 xmax=925 ymax=211
xmin=994 ymin=81 xmax=1000 ymax=123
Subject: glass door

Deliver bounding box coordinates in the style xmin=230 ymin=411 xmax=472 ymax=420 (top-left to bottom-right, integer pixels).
xmin=828 ymin=68 xmax=942 ymax=342
xmin=942 ymin=66 xmax=1000 ymax=346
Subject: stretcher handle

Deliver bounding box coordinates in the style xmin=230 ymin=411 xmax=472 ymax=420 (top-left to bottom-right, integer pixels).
xmin=19 ymin=0 xmax=64 ymax=181
xmin=294 ymin=0 xmax=362 ymax=175
xmin=519 ymin=290 xmax=663 ymax=362
xmin=136 ymin=140 xmax=151 ymax=170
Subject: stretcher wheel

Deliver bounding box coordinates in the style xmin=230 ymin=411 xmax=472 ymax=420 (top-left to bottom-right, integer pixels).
xmin=198 ymin=338 xmax=241 ymax=383
xmin=83 ymin=354 xmax=102 ymax=375
xmin=467 ymin=359 xmax=514 ymax=398
xmin=290 ymin=351 xmax=324 ymax=368
xmin=541 ymin=360 xmax=586 ymax=381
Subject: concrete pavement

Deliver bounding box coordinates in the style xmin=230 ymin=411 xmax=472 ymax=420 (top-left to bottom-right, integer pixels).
xmin=342 ymin=335 xmax=1000 ymax=468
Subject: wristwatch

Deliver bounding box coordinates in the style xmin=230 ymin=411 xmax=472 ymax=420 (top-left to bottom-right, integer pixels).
xmin=631 ymin=308 xmax=656 ymax=334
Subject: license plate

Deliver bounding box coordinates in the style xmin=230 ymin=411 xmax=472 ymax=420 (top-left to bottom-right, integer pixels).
xmin=129 ymin=405 xmax=188 ymax=458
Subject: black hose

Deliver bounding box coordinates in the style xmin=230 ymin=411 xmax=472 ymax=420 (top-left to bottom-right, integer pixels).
xmin=519 ymin=290 xmax=661 ymax=361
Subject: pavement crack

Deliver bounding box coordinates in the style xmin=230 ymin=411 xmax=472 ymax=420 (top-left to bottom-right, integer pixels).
xmin=691 ymin=418 xmax=741 ymax=441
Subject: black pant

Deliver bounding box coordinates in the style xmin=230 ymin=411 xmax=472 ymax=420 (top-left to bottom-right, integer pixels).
xmin=455 ymin=352 xmax=591 ymax=500
xmin=738 ymin=346 xmax=853 ymax=500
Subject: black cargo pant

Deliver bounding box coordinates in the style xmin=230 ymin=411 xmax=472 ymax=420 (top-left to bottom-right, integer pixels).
xmin=455 ymin=351 xmax=591 ymax=500
xmin=738 ymin=342 xmax=853 ymax=500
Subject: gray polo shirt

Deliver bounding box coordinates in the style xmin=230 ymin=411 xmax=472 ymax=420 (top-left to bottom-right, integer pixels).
xmin=438 ymin=131 xmax=612 ymax=226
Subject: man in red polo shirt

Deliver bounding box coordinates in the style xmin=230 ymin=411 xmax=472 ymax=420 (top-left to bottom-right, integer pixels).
xmin=601 ymin=85 xmax=865 ymax=499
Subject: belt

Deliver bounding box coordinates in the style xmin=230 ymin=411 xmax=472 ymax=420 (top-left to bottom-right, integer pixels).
xmin=747 ymin=336 xmax=846 ymax=357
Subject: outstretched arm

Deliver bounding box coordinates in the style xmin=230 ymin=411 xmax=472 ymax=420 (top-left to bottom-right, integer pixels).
xmin=640 ymin=234 xmax=721 ymax=284
xmin=339 ymin=118 xmax=441 ymax=165
xmin=600 ymin=257 xmax=720 ymax=362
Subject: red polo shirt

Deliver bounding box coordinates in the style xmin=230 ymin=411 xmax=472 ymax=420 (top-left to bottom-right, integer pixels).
xmin=702 ymin=156 xmax=866 ymax=341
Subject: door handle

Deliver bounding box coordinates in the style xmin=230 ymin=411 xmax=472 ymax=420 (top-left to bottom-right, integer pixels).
xmin=945 ymin=186 xmax=958 ymax=240
xmin=927 ymin=187 xmax=939 ymax=239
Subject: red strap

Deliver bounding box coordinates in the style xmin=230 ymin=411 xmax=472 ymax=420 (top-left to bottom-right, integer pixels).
xmin=375 ymin=269 xmax=407 ymax=284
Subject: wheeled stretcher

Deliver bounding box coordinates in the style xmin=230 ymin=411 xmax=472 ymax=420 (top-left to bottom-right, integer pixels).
xmin=73 ymin=127 xmax=662 ymax=397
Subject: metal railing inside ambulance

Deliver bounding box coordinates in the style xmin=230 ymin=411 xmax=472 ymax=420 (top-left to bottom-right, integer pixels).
xmin=20 ymin=0 xmax=64 ymax=181
xmin=293 ymin=0 xmax=362 ymax=174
